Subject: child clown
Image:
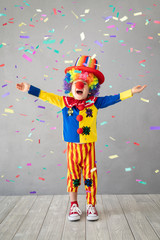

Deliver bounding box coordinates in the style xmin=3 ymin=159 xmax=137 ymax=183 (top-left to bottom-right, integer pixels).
xmin=16 ymin=55 xmax=147 ymax=221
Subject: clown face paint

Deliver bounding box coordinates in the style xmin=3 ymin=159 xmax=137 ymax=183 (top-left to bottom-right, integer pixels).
xmin=71 ymin=79 xmax=90 ymax=100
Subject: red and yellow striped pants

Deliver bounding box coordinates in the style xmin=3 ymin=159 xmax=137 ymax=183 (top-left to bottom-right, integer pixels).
xmin=67 ymin=142 xmax=97 ymax=206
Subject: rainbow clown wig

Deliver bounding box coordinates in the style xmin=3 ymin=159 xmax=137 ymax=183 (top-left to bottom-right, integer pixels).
xmin=64 ymin=56 xmax=105 ymax=97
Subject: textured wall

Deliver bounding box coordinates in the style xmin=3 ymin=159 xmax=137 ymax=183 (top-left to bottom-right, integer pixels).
xmin=0 ymin=0 xmax=160 ymax=195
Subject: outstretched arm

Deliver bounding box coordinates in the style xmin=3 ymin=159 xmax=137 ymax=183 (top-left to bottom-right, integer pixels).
xmin=16 ymin=82 xmax=65 ymax=109
xmin=131 ymin=85 xmax=147 ymax=95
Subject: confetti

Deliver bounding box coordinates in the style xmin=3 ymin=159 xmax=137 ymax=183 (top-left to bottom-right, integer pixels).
xmin=23 ymin=54 xmax=32 ymax=62
xmin=109 ymin=136 xmax=116 ymax=141
xmin=120 ymin=16 xmax=128 ymax=22
xmin=134 ymin=142 xmax=140 ymax=146
xmin=53 ymin=8 xmax=57 ymax=15
xmin=154 ymin=21 xmax=160 ymax=24
xmin=100 ymin=121 xmax=107 ymax=125
xmin=109 ymin=155 xmax=119 ymax=159
xmin=134 ymin=12 xmax=142 ymax=16
xmin=39 ymin=177 xmax=45 ymax=181
xmin=91 ymin=167 xmax=96 ymax=172
xmin=2 ymin=92 xmax=10 ymax=98
xmin=80 ymin=32 xmax=85 ymax=41
xmin=141 ymin=98 xmax=149 ymax=103
xmin=71 ymin=10 xmax=78 ymax=19
xmin=155 ymin=170 xmax=159 ymax=173
xmin=150 ymin=126 xmax=160 ymax=130
xmin=38 ymin=106 xmax=45 ymax=109
xmin=0 ymin=64 xmax=5 ymax=67
xmin=43 ymin=39 xmax=56 ymax=44
xmin=125 ymin=168 xmax=132 ymax=172
xmin=4 ymin=108 xmax=14 ymax=113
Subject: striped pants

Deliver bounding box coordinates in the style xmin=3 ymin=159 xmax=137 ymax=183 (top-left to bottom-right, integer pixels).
xmin=67 ymin=142 xmax=97 ymax=206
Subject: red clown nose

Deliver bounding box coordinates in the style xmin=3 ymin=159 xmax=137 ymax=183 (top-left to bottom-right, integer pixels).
xmin=76 ymin=81 xmax=84 ymax=89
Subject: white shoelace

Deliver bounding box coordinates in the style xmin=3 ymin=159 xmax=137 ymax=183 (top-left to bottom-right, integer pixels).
xmin=87 ymin=204 xmax=96 ymax=214
xmin=71 ymin=204 xmax=82 ymax=215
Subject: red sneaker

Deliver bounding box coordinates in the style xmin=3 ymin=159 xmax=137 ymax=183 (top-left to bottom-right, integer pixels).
xmin=68 ymin=203 xmax=82 ymax=221
xmin=87 ymin=204 xmax=99 ymax=221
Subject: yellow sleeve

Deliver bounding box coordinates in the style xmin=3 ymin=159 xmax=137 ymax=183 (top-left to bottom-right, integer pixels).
xmin=120 ymin=89 xmax=133 ymax=101
xmin=39 ymin=90 xmax=65 ymax=109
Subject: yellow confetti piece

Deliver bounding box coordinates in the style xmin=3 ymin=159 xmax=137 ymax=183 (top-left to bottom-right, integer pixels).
xmin=19 ymin=22 xmax=27 ymax=27
xmin=50 ymin=151 xmax=54 ymax=154
xmin=2 ymin=43 xmax=7 ymax=45
xmin=141 ymin=98 xmax=149 ymax=103
xmin=71 ymin=10 xmax=79 ymax=19
xmin=134 ymin=12 xmax=142 ymax=16
xmin=44 ymin=17 xmax=48 ymax=22
xmin=1 ymin=175 xmax=4 ymax=178
xmin=64 ymin=60 xmax=73 ymax=64
xmin=158 ymin=33 xmax=160 ymax=36
xmin=112 ymin=16 xmax=118 ymax=21
xmin=109 ymin=136 xmax=116 ymax=141
xmin=16 ymin=98 xmax=20 ymax=102
xmin=155 ymin=170 xmax=159 ymax=173
xmin=2 ymin=114 xmax=7 ymax=116
xmin=91 ymin=54 xmax=96 ymax=59
xmin=84 ymin=9 xmax=90 ymax=14
xmin=5 ymin=108 xmax=14 ymax=113
xmin=104 ymin=33 xmax=109 ymax=36
xmin=91 ymin=167 xmax=97 ymax=173
xmin=25 ymin=139 xmax=33 ymax=142
xmin=109 ymin=155 xmax=119 ymax=159
xmin=120 ymin=16 xmax=128 ymax=22
xmin=75 ymin=49 xmax=82 ymax=52
xmin=36 ymin=9 xmax=42 ymax=12
xmin=44 ymin=74 xmax=48 ymax=77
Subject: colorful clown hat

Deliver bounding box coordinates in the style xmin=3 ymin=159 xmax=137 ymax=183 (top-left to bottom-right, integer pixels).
xmin=64 ymin=56 xmax=105 ymax=84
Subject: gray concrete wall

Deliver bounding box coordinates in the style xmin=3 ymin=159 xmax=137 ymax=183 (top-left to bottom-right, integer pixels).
xmin=0 ymin=0 xmax=160 ymax=195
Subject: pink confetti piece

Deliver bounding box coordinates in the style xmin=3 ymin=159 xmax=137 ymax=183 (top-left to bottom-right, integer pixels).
xmin=39 ymin=177 xmax=45 ymax=181
xmin=23 ymin=54 xmax=32 ymax=62
xmin=154 ymin=21 xmax=160 ymax=24
xmin=51 ymin=127 xmax=56 ymax=130
xmin=107 ymin=25 xmax=115 ymax=28
xmin=53 ymin=8 xmax=57 ymax=15
xmin=27 ymin=163 xmax=32 ymax=166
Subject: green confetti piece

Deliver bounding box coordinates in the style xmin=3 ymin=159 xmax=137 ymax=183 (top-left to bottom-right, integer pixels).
xmin=140 ymin=64 xmax=145 ymax=67
xmin=48 ymin=29 xmax=55 ymax=33
xmin=47 ymin=47 xmax=52 ymax=50
xmin=113 ymin=7 xmax=116 ymax=13
xmin=9 ymin=180 xmax=15 ymax=182
xmin=54 ymin=49 xmax=59 ymax=53
xmin=125 ymin=168 xmax=132 ymax=172
xmin=157 ymin=93 xmax=160 ymax=96
xmin=43 ymin=39 xmax=56 ymax=44
xmin=18 ymin=47 xmax=25 ymax=51
xmin=60 ymin=39 xmax=64 ymax=44
xmin=105 ymin=145 xmax=109 ymax=147
xmin=109 ymin=5 xmax=113 ymax=7
xmin=61 ymin=177 xmax=65 ymax=179
xmin=139 ymin=181 xmax=147 ymax=185
xmin=119 ymin=40 xmax=124 ymax=43
xmin=36 ymin=45 xmax=39 ymax=49
xmin=57 ymin=110 xmax=62 ymax=114
xmin=104 ymin=40 xmax=109 ymax=42
xmin=0 ymin=44 xmax=3 ymax=48
xmin=0 ymin=13 xmax=6 ymax=16
xmin=81 ymin=18 xmax=86 ymax=22
xmin=100 ymin=121 xmax=107 ymax=125
xmin=117 ymin=12 xmax=119 ymax=18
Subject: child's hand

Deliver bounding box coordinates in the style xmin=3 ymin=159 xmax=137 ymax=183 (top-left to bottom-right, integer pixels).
xmin=131 ymin=85 xmax=147 ymax=95
xmin=16 ymin=82 xmax=30 ymax=92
